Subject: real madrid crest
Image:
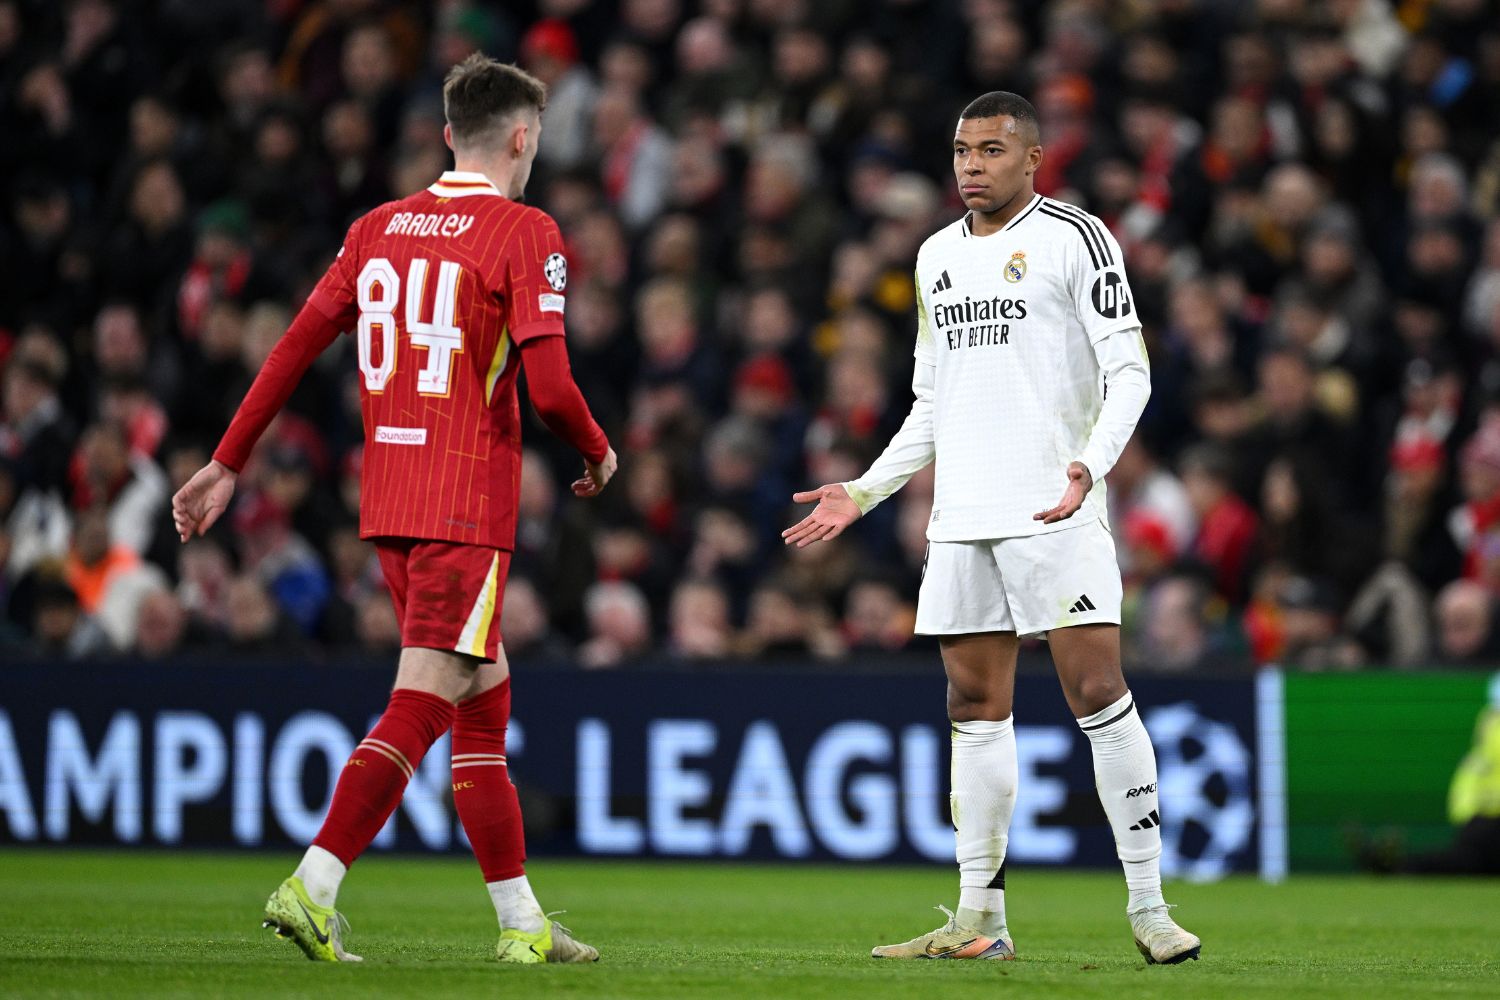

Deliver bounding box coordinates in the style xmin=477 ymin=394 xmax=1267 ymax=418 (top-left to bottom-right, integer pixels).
xmin=1004 ymin=251 xmax=1027 ymax=283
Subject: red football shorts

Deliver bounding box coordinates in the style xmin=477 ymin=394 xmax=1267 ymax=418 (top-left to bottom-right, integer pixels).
xmin=374 ymin=538 xmax=510 ymax=662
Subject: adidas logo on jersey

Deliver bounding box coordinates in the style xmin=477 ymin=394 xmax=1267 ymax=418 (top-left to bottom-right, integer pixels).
xmin=1068 ymin=594 xmax=1097 ymax=614
xmin=931 ymin=270 xmax=952 ymax=294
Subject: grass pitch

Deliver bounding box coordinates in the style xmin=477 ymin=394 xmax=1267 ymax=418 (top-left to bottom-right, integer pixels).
xmin=0 ymin=851 xmax=1495 ymax=998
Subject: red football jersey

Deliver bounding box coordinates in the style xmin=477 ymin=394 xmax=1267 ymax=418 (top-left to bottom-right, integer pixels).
xmin=307 ymin=171 xmax=572 ymax=550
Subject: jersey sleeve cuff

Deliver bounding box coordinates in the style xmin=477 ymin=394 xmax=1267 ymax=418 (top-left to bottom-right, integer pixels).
xmin=211 ymin=446 xmax=246 ymax=474
xmin=1075 ymin=447 xmax=1110 ymax=484
xmin=844 ymin=481 xmax=879 ymax=515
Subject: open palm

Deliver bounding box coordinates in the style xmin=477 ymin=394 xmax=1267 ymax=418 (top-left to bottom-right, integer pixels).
xmin=782 ymin=483 xmax=861 ymax=548
xmin=1033 ymin=461 xmax=1093 ymax=524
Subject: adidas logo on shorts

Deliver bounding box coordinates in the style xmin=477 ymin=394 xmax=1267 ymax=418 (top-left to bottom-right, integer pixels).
xmin=1068 ymin=594 xmax=1096 ymax=615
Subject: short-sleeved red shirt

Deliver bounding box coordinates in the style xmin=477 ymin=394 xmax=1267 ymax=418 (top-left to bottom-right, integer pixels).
xmin=309 ymin=171 xmax=572 ymax=550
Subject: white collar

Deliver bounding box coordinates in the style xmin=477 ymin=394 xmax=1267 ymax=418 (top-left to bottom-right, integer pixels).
xmin=428 ymin=170 xmax=503 ymax=198
xmin=962 ymin=194 xmax=1043 ymax=238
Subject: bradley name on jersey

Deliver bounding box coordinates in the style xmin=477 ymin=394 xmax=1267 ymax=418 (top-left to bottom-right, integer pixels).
xmin=383 ymin=211 xmax=477 ymax=238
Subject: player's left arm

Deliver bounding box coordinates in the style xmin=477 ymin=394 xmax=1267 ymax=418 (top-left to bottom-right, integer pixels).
xmin=520 ymin=335 xmax=614 ymax=496
xmin=1035 ymin=222 xmax=1151 ymax=524
xmin=1074 ymin=329 xmax=1151 ymax=483
xmin=507 ymin=210 xmax=615 ymax=497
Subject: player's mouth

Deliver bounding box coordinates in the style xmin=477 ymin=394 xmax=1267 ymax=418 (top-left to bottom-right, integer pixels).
xmin=960 ymin=184 xmax=988 ymax=196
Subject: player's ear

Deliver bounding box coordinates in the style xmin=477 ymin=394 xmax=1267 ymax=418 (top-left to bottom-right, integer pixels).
xmin=443 ymin=123 xmax=454 ymax=152
xmin=1027 ymin=143 xmax=1043 ymax=176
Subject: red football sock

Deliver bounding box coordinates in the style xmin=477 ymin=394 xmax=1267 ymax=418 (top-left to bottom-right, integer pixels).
xmin=312 ymin=687 xmax=455 ymax=868
xmin=452 ymin=679 xmax=527 ymax=882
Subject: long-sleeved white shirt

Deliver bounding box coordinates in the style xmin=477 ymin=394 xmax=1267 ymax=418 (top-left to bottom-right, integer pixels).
xmin=845 ymin=199 xmax=1150 ymax=539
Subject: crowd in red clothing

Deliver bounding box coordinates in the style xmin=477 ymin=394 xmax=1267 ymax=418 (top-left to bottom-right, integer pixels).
xmin=4 ymin=0 xmax=1500 ymax=671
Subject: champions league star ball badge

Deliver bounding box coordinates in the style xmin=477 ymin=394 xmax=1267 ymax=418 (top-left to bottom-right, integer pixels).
xmin=1004 ymin=251 xmax=1027 ymax=283
xmin=544 ymin=252 xmax=568 ymax=291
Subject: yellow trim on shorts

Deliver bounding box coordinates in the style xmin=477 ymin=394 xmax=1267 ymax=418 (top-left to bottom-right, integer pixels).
xmin=456 ymin=553 xmax=501 ymax=657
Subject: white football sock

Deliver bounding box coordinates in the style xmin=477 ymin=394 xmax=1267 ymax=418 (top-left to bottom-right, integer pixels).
xmin=488 ymin=874 xmax=546 ymax=933
xmin=950 ymin=717 xmax=1017 ymax=937
xmin=1124 ymin=855 xmax=1163 ymax=912
xmin=1076 ymin=691 xmax=1165 ymax=912
xmin=293 ymin=845 xmax=347 ymax=908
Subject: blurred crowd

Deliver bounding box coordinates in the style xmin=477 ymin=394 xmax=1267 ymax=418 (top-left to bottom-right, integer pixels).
xmin=4 ymin=0 xmax=1500 ymax=671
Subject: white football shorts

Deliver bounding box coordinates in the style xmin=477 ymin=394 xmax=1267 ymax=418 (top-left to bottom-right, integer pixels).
xmin=914 ymin=517 xmax=1122 ymax=639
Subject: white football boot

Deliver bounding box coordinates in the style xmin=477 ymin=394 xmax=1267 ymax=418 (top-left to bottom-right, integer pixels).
xmin=1129 ymin=902 xmax=1201 ymax=964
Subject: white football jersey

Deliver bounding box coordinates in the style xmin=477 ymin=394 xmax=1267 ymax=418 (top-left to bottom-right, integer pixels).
xmin=914 ymin=194 xmax=1142 ymax=541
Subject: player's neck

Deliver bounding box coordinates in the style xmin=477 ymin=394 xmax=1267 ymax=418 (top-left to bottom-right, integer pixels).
xmin=970 ymin=185 xmax=1036 ymax=237
xmin=451 ymin=156 xmax=512 ymax=197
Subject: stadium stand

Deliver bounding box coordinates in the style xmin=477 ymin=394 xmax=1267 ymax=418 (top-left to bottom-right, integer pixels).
xmin=3 ymin=0 xmax=1500 ymax=669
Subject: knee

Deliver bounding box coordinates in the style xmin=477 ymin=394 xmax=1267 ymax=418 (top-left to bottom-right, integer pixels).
xmin=947 ymin=682 xmax=1007 ymax=723
xmin=947 ymin=686 xmax=979 ymax=723
xmin=1068 ymin=670 xmax=1127 ymax=716
xmin=941 ymin=637 xmax=1015 ymax=722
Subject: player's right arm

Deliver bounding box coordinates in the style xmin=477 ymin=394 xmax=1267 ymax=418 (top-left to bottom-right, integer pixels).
xmin=783 ymin=270 xmax=937 ymax=548
xmin=172 ymin=222 xmax=362 ymax=541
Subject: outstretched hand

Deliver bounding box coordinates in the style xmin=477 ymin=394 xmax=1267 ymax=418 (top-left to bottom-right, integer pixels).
xmin=1034 ymin=461 xmax=1093 ymax=524
xmin=782 ymin=483 xmax=862 ymax=548
xmin=172 ymin=460 xmax=238 ymax=541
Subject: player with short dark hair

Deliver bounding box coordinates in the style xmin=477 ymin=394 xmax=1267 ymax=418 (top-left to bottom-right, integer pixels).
xmin=784 ymin=91 xmax=1201 ymax=965
xmin=959 ymin=90 xmax=1040 ymax=145
xmin=172 ymin=53 xmax=615 ymax=965
xmin=443 ymin=51 xmax=547 ymax=139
